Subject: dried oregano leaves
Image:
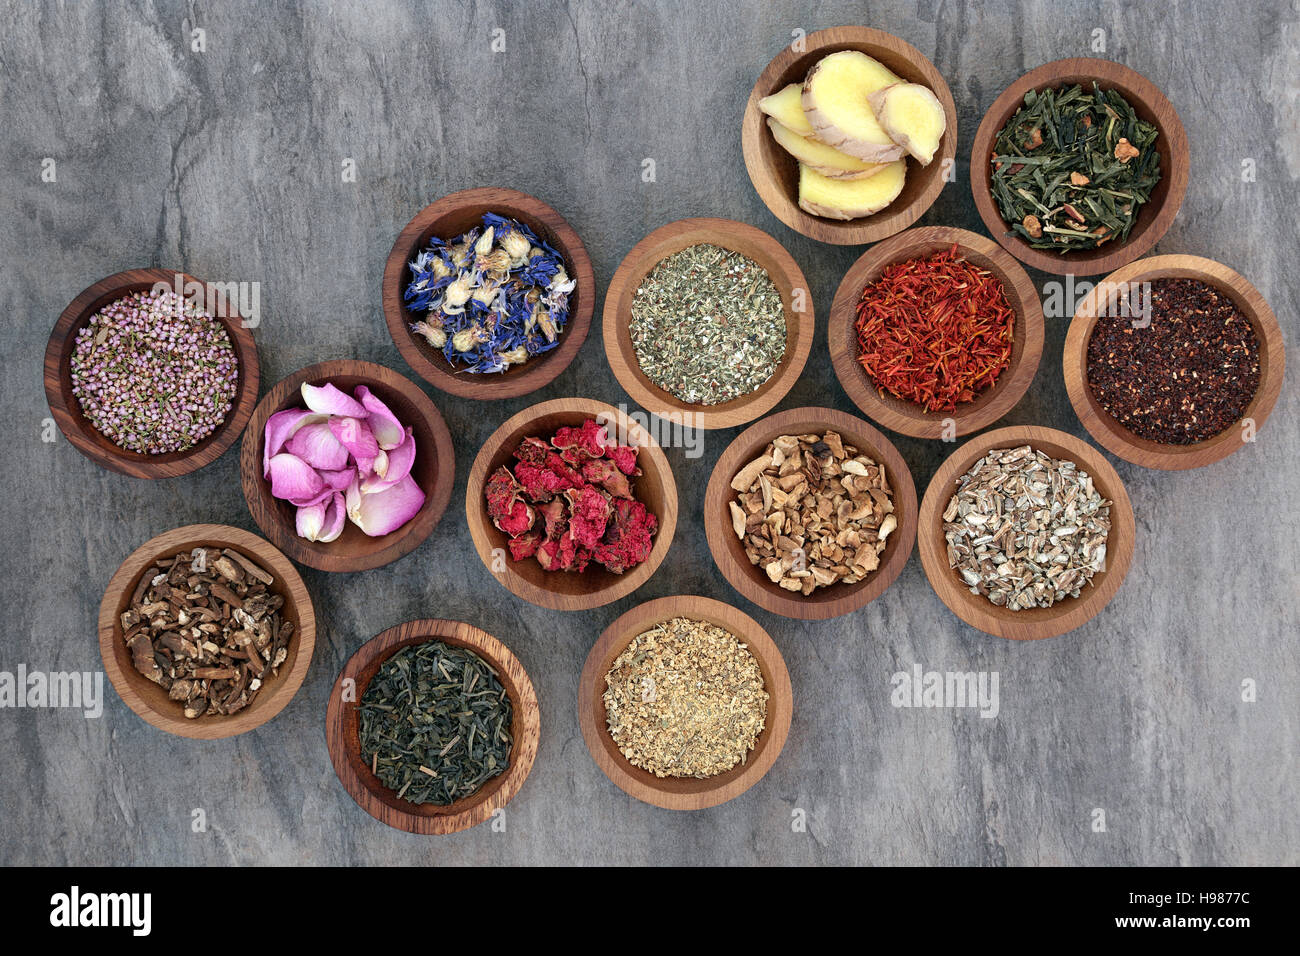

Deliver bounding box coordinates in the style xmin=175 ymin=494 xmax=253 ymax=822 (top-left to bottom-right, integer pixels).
xmin=603 ymin=618 xmax=768 ymax=778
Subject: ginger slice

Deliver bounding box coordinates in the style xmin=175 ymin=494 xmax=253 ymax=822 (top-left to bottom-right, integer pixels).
xmin=798 ymin=160 xmax=906 ymax=220
xmin=801 ymin=51 xmax=904 ymax=163
xmin=757 ymin=83 xmax=815 ymax=138
xmin=868 ymin=82 xmax=947 ymax=165
xmin=768 ymin=118 xmax=887 ymax=180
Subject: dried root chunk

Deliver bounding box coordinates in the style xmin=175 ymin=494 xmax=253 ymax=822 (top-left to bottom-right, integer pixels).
xmin=757 ymin=82 xmax=815 ymax=137
xmin=798 ymin=160 xmax=906 ymax=220
xmin=767 ymin=118 xmax=887 ymax=180
xmin=868 ymin=82 xmax=947 ymax=165
xmin=801 ymin=51 xmax=905 ymax=163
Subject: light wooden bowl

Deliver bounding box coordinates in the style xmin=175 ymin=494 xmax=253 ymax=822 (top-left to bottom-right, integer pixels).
xmin=326 ymin=619 xmax=540 ymax=834
xmin=828 ymin=226 xmax=1044 ymax=438
xmin=741 ymin=26 xmax=958 ymax=246
xmin=466 ymin=398 xmax=678 ymax=611
xmin=239 ymin=359 xmax=455 ymax=572
xmin=1063 ymin=255 xmax=1285 ymax=470
xmin=44 ymin=268 xmax=260 ymax=479
xmin=917 ymin=426 xmax=1135 ymax=640
xmin=602 ymin=217 xmax=815 ymax=430
xmin=577 ymin=595 xmax=793 ymax=810
xmin=382 ymin=187 xmax=595 ymax=399
xmin=703 ymin=406 xmax=917 ymax=619
xmin=970 ymin=58 xmax=1189 ymax=276
xmin=98 ymin=523 xmax=315 ymax=738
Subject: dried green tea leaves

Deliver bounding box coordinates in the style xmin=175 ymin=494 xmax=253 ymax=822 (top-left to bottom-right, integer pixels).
xmin=630 ymin=243 xmax=786 ymax=405
xmin=359 ymin=641 xmax=513 ymax=805
xmin=603 ymin=618 xmax=768 ymax=779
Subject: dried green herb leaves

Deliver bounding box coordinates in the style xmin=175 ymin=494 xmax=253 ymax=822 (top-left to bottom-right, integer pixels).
xmin=990 ymin=83 xmax=1161 ymax=251
xmin=359 ymin=641 xmax=513 ymax=805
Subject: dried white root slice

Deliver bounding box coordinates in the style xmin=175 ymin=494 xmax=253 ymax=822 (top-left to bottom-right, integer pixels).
xmin=757 ymin=83 xmax=815 ymax=137
xmin=798 ymin=160 xmax=906 ymax=220
xmin=767 ymin=118 xmax=887 ymax=180
xmin=801 ymin=51 xmax=905 ymax=163
xmin=868 ymin=82 xmax=947 ymax=165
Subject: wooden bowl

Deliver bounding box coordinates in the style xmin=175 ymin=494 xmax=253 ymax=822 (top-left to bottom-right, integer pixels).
xmin=578 ymin=595 xmax=793 ymax=810
xmin=1063 ymin=254 xmax=1286 ymax=470
xmin=741 ymin=26 xmax=958 ymax=246
xmin=326 ymin=618 xmax=540 ymax=834
xmin=704 ymin=406 xmax=917 ymax=619
xmin=602 ymin=218 xmax=815 ymax=430
xmin=381 ymin=187 xmax=595 ymax=399
xmin=917 ymin=426 xmax=1135 ymax=640
xmin=466 ymin=398 xmax=678 ymax=611
xmin=970 ymin=58 xmax=1189 ymax=276
xmin=239 ymin=359 xmax=455 ymax=572
xmin=98 ymin=523 xmax=315 ymax=738
xmin=44 ymin=268 xmax=260 ymax=478
xmin=828 ymin=226 xmax=1044 ymax=438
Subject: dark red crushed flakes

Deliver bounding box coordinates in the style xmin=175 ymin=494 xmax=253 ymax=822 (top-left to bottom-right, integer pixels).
xmin=486 ymin=418 xmax=657 ymax=574
xmin=1086 ymin=278 xmax=1260 ymax=445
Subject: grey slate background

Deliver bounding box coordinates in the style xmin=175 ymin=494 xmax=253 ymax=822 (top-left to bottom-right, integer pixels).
xmin=1 ymin=0 xmax=1296 ymax=866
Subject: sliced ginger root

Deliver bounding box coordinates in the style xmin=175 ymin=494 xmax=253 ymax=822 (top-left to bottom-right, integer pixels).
xmin=867 ymin=82 xmax=947 ymax=166
xmin=767 ymin=118 xmax=887 ymax=180
xmin=801 ymin=51 xmax=904 ymax=163
xmin=798 ymin=160 xmax=906 ymax=220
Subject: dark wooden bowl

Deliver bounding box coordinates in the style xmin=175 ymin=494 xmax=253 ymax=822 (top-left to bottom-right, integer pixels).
xmin=326 ymin=619 xmax=540 ymax=834
xmin=98 ymin=524 xmax=315 ymax=738
xmin=828 ymin=226 xmax=1044 ymax=438
xmin=917 ymin=426 xmax=1136 ymax=640
xmin=577 ymin=595 xmax=793 ymax=810
xmin=703 ymin=406 xmax=918 ymax=619
xmin=1063 ymin=254 xmax=1286 ymax=470
xmin=465 ymin=398 xmax=678 ymax=611
xmin=381 ymin=187 xmax=595 ymax=399
xmin=602 ymin=218 xmax=816 ymax=430
xmin=970 ymin=58 xmax=1189 ymax=276
xmin=44 ymin=268 xmax=260 ymax=478
xmin=239 ymin=359 xmax=455 ymax=572
xmin=741 ymin=26 xmax=958 ymax=245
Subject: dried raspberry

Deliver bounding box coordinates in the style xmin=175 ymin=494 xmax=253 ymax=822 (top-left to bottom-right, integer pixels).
xmin=553 ymin=419 xmax=607 ymax=459
xmin=513 ymin=436 xmax=550 ymax=465
xmin=485 ymin=466 xmax=523 ymax=521
xmin=508 ymin=530 xmax=542 ymax=560
xmin=494 ymin=498 xmax=534 ymax=537
xmin=536 ymin=497 xmax=568 ymax=540
xmin=593 ymin=498 xmax=657 ymax=573
xmin=581 ymin=457 xmax=632 ymax=499
xmin=513 ymin=459 xmax=575 ymax=501
xmin=605 ymin=443 xmax=640 ymax=475
xmin=565 ymin=485 xmax=612 ymax=549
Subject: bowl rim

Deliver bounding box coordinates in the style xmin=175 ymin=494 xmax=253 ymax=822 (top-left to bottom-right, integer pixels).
xmin=44 ymin=268 xmax=260 ymax=479
xmin=97 ymin=523 xmax=316 ymax=739
xmin=703 ymin=405 xmax=918 ymax=619
xmin=969 ymin=56 xmax=1190 ymax=276
xmin=602 ymin=216 xmax=816 ymax=430
xmin=238 ymin=358 xmax=455 ymax=572
xmin=381 ymin=186 xmax=595 ymax=400
xmin=577 ymin=594 xmax=793 ymax=810
xmin=465 ymin=397 xmax=679 ymax=611
xmin=828 ymin=225 xmax=1045 ymax=438
xmin=1063 ymin=254 xmax=1286 ymax=470
xmin=325 ymin=618 xmax=540 ymax=834
xmin=740 ymin=25 xmax=959 ymax=246
xmin=916 ymin=425 xmax=1136 ymax=640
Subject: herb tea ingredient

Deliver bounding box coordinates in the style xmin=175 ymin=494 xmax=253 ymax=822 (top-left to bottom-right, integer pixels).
xmin=630 ymin=244 xmax=786 ymax=405
xmin=603 ymin=618 xmax=768 ymax=779
xmin=359 ymin=641 xmax=512 ymax=805
xmin=406 ymin=212 xmax=575 ymax=373
xmin=1086 ymin=278 xmax=1260 ymax=444
xmin=854 ymin=245 xmax=1015 ymax=413
xmin=990 ymin=83 xmax=1161 ymax=251
xmin=943 ymin=445 xmax=1110 ymax=610
xmin=70 ymin=290 xmax=238 ymax=454
xmin=120 ymin=547 xmax=292 ymax=718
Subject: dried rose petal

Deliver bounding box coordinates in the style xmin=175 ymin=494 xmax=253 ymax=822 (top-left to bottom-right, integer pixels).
xmin=286 ymin=421 xmax=350 ymax=471
xmin=264 ymin=409 xmax=327 ymax=478
xmin=362 ymin=428 xmax=415 ymax=492
xmin=301 ymin=382 xmax=367 ymax=417
xmin=329 ymin=416 xmax=381 ymax=474
xmin=268 ymin=453 xmax=324 ymax=502
xmin=345 ymin=473 xmax=425 ymax=536
xmin=354 ymin=385 xmax=405 ymax=450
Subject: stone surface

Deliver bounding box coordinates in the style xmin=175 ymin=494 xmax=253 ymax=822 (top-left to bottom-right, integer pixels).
xmin=0 ymin=0 xmax=1295 ymax=865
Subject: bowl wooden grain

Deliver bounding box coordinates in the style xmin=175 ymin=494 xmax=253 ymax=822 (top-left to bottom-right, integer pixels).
xmin=970 ymin=58 xmax=1189 ymax=276
xmin=239 ymin=359 xmax=455 ymax=572
xmin=466 ymin=398 xmax=678 ymax=611
xmin=1063 ymin=254 xmax=1285 ymax=470
xmin=326 ymin=618 xmax=540 ymax=834
xmin=44 ymin=268 xmax=260 ymax=479
xmin=828 ymin=226 xmax=1044 ymax=438
xmin=577 ymin=595 xmax=793 ymax=810
xmin=381 ymin=187 xmax=595 ymax=399
xmin=98 ymin=523 xmax=315 ymax=738
xmin=741 ymin=26 xmax=958 ymax=246
xmin=602 ymin=217 xmax=815 ymax=430
xmin=704 ymin=406 xmax=918 ymax=619
xmin=917 ymin=426 xmax=1135 ymax=640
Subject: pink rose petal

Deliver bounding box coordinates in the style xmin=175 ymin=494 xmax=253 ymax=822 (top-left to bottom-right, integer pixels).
xmin=346 ymin=473 xmax=425 ymax=536
xmin=286 ymin=422 xmax=350 ymax=471
xmin=329 ymin=416 xmax=380 ymax=473
xmin=318 ymin=468 xmax=356 ymax=492
xmin=296 ymin=501 xmax=326 ymax=540
xmin=296 ymin=493 xmax=346 ymax=543
xmin=355 ymin=385 xmax=405 ymax=450
xmin=267 ymin=453 xmax=324 ymax=502
xmin=361 ymin=428 xmax=416 ymax=492
xmin=300 ymin=382 xmax=367 ymax=417
xmin=318 ymin=492 xmax=347 ymax=542
xmin=263 ymin=410 xmax=327 ymax=478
